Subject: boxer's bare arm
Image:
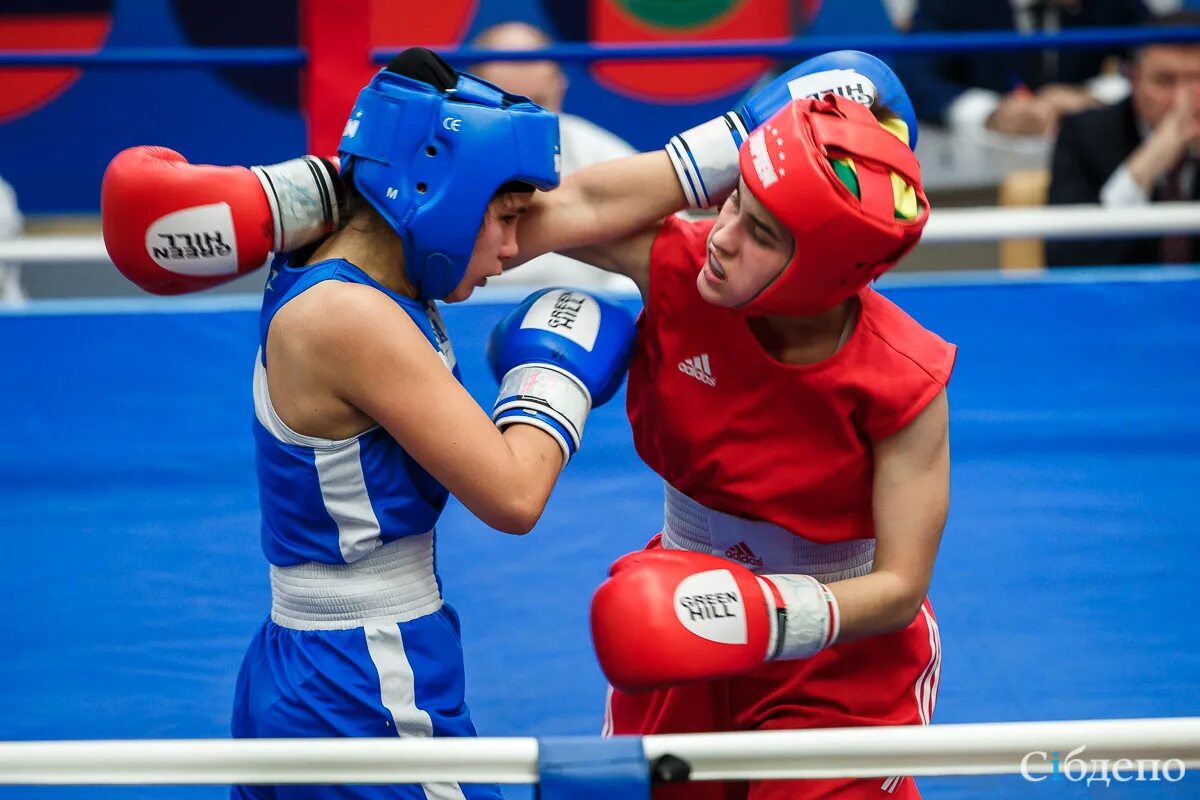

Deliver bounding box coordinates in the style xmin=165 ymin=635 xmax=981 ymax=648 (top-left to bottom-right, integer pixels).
xmin=268 ymin=282 xmax=563 ymax=535
xmin=828 ymin=389 xmax=950 ymax=641
xmin=514 ymin=151 xmax=685 ymax=294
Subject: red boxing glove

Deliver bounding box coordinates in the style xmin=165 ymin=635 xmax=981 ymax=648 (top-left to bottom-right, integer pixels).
xmin=101 ymin=146 xmax=343 ymax=295
xmin=591 ymin=549 xmax=840 ymax=692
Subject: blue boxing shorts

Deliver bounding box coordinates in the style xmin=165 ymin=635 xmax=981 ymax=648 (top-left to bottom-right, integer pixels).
xmin=231 ymin=538 xmax=502 ymax=800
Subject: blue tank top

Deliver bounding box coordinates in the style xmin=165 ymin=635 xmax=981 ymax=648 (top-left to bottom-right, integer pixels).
xmin=253 ymin=256 xmax=458 ymax=567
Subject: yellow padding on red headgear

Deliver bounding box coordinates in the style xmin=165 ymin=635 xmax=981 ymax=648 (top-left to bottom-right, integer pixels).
xmin=829 ymin=115 xmax=919 ymax=221
xmin=737 ymin=94 xmax=929 ymax=316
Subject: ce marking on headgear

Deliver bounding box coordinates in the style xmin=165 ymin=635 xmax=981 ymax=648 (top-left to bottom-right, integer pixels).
xmin=442 ymin=117 xmax=463 ymax=132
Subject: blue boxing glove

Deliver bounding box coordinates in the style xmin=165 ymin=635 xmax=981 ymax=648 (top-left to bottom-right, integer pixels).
xmin=666 ymin=50 xmax=917 ymax=209
xmin=488 ymin=288 xmax=636 ymax=465
xmin=739 ymin=51 xmax=918 ymax=148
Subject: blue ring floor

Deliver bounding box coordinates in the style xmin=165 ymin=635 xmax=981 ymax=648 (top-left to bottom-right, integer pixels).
xmin=2 ymin=270 xmax=1198 ymax=798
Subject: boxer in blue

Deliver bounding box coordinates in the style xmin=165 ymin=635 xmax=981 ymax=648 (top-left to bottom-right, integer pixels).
xmin=230 ymin=49 xmax=635 ymax=800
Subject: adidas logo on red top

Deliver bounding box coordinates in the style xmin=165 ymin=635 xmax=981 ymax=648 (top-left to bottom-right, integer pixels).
xmin=724 ymin=541 xmax=763 ymax=567
xmin=678 ymin=353 xmax=716 ymax=386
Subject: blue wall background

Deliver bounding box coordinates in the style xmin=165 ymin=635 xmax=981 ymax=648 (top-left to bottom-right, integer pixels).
xmin=4 ymin=0 xmax=1200 ymax=215
xmin=0 ymin=2 xmax=304 ymax=215
xmin=2 ymin=273 xmax=1199 ymax=798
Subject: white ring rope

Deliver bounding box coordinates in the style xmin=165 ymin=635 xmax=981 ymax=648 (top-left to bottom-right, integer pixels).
xmin=3 ymin=203 xmax=1199 ymax=265
xmin=0 ymin=235 xmax=109 ymax=264
xmin=924 ymin=202 xmax=1200 ymax=243
xmin=1 ymin=718 xmax=1198 ymax=785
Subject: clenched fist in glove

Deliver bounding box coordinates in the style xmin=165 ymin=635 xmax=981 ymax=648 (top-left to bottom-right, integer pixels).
xmin=488 ymin=288 xmax=636 ymax=465
xmin=591 ymin=549 xmax=841 ymax=691
xmin=101 ymin=146 xmax=343 ymax=294
xmin=666 ymin=49 xmax=918 ymax=209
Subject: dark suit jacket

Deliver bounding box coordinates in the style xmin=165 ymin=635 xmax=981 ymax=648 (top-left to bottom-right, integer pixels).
xmin=1047 ymin=98 xmax=1200 ymax=266
xmin=896 ymin=0 xmax=1150 ymax=124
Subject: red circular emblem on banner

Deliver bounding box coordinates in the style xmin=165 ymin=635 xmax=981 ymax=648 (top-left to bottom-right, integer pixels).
xmin=0 ymin=3 xmax=114 ymax=123
xmin=591 ymin=0 xmax=791 ymax=103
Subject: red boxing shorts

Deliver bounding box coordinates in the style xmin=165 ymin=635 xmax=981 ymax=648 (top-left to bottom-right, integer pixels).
xmin=605 ymin=598 xmax=941 ymax=799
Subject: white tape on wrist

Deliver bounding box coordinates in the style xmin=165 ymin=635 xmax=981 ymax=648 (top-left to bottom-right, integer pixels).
xmin=760 ymin=574 xmax=840 ymax=661
xmin=493 ymin=363 xmax=591 ymax=453
xmin=496 ymin=411 xmax=572 ymax=466
xmin=252 ymin=156 xmax=343 ymax=253
xmin=665 ymin=113 xmax=749 ymax=209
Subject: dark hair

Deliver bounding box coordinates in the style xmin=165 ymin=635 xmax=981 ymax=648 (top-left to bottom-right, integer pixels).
xmin=1133 ymin=11 xmax=1200 ymax=61
xmin=384 ymin=48 xmax=457 ymax=92
xmin=869 ymin=101 xmax=898 ymax=125
xmin=495 ymin=180 xmax=536 ymax=196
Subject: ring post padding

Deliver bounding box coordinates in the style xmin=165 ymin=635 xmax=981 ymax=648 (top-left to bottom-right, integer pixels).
xmin=536 ymin=736 xmax=651 ymax=800
xmin=300 ymin=0 xmax=373 ymax=157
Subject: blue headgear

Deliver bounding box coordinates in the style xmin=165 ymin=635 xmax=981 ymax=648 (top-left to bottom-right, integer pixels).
xmin=339 ymin=69 xmax=561 ymax=300
xmin=787 ymin=50 xmax=920 ymax=148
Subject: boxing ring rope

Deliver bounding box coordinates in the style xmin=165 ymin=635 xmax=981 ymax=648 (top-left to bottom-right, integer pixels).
xmin=1 ymin=718 xmax=1197 ymax=785
xmin=922 ymin=202 xmax=1200 ymax=244
xmin=1 ymin=26 xmax=1198 ymax=69
xmin=3 ymin=203 xmax=1198 ymax=266
xmin=0 ymin=48 xmax=305 ymax=68
xmin=426 ymin=26 xmax=1200 ymax=63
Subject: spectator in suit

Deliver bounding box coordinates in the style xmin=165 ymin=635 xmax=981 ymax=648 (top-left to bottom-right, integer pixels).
xmin=471 ymin=21 xmax=637 ymax=290
xmin=1047 ymin=11 xmax=1200 ymax=266
xmin=897 ymin=0 xmax=1151 ymax=136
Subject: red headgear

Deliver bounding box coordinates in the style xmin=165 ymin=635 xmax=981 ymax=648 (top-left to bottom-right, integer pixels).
xmin=736 ymin=94 xmax=928 ymax=316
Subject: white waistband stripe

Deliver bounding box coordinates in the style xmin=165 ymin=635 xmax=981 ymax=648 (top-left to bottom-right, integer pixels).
xmin=661 ymin=482 xmax=875 ymax=580
xmin=270 ymin=532 xmax=442 ymax=630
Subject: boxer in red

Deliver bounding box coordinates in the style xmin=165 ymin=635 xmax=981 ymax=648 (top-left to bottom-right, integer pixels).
xmin=543 ymin=54 xmax=953 ymax=799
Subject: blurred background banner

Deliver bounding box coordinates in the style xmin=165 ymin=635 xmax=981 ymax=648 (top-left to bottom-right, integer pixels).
xmin=0 ymin=0 xmax=815 ymax=215
xmin=0 ymin=0 xmax=1197 ymax=289
xmin=580 ymin=0 xmax=791 ymax=102
xmin=0 ymin=1 xmax=303 ymax=215
xmin=2 ymin=0 xmax=1197 ymax=214
xmin=0 ymin=0 xmax=115 ymax=123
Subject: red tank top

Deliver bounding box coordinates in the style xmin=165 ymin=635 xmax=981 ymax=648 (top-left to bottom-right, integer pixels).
xmin=626 ymin=216 xmax=957 ymax=543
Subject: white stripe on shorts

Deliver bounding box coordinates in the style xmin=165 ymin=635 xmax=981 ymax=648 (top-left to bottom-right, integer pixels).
xmin=915 ymin=604 xmax=942 ymax=726
xmin=364 ymin=622 xmax=466 ymax=800
xmin=881 ymin=605 xmax=942 ymax=794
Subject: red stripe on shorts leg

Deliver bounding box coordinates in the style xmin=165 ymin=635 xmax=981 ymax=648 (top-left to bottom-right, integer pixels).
xmin=822 ymin=584 xmax=840 ymax=648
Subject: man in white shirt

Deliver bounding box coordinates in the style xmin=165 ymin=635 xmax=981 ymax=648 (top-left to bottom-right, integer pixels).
xmin=471 ymin=21 xmax=637 ymax=291
xmin=0 ymin=175 xmax=25 ymax=305
xmin=1047 ymin=11 xmax=1200 ymax=266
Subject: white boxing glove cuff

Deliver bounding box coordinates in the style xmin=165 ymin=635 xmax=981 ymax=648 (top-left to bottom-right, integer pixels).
xmin=493 ymin=363 xmax=592 ymax=455
xmin=665 ymin=113 xmax=750 ymax=209
xmin=758 ymin=574 xmax=841 ymax=661
xmin=252 ymin=156 xmax=344 ymax=253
